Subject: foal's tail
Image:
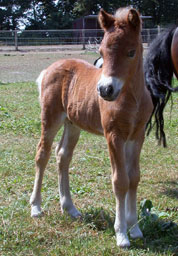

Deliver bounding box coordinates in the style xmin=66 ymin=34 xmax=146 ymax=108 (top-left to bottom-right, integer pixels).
xmin=36 ymin=69 xmax=46 ymax=104
xmin=145 ymin=27 xmax=178 ymax=147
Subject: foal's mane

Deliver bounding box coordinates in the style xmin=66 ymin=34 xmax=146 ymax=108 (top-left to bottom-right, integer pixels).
xmin=145 ymin=27 xmax=178 ymax=147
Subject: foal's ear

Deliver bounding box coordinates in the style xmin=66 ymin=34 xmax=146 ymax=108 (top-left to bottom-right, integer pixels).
xmin=98 ymin=9 xmax=115 ymax=31
xmin=128 ymin=9 xmax=141 ymax=29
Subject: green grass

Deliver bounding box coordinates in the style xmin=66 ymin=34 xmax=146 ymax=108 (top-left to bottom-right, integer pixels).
xmin=0 ymin=81 xmax=178 ymax=256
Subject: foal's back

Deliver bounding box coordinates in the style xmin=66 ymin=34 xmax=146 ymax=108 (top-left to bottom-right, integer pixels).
xmin=40 ymin=58 xmax=103 ymax=134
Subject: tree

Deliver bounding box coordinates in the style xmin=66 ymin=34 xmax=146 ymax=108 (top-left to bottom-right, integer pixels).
xmin=0 ymin=0 xmax=178 ymax=30
xmin=0 ymin=0 xmax=31 ymax=29
xmin=131 ymin=0 xmax=178 ymax=25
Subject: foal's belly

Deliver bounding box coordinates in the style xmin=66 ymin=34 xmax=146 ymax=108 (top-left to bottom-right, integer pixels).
xmin=66 ymin=100 xmax=104 ymax=135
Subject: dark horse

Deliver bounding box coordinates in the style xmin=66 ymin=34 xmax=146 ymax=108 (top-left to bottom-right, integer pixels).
xmin=94 ymin=27 xmax=178 ymax=147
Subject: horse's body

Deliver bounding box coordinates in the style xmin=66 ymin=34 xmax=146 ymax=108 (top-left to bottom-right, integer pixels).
xmin=171 ymin=28 xmax=178 ymax=79
xmin=95 ymin=27 xmax=178 ymax=147
xmin=30 ymin=7 xmax=153 ymax=248
xmin=145 ymin=27 xmax=178 ymax=147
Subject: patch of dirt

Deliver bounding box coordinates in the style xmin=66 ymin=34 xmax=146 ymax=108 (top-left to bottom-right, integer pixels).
xmin=0 ymin=47 xmax=99 ymax=83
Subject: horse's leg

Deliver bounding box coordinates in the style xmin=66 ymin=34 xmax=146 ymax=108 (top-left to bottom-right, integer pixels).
xmin=125 ymin=138 xmax=144 ymax=239
xmin=106 ymin=132 xmax=130 ymax=247
xmin=55 ymin=119 xmax=81 ymax=218
xmin=30 ymin=111 xmax=66 ymax=217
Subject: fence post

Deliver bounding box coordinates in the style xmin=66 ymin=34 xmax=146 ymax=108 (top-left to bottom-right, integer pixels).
xmin=157 ymin=25 xmax=161 ymax=36
xmin=14 ymin=29 xmax=18 ymax=51
xmin=147 ymin=29 xmax=151 ymax=45
xmin=82 ymin=29 xmax=85 ymax=50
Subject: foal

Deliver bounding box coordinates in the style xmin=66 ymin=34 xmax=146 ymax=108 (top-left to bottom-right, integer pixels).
xmin=30 ymin=7 xmax=153 ymax=247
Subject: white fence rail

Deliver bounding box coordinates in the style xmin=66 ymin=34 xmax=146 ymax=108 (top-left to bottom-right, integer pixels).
xmin=0 ymin=28 xmax=161 ymax=51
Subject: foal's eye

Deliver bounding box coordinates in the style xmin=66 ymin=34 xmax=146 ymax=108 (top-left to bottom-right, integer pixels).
xmin=127 ymin=50 xmax=136 ymax=58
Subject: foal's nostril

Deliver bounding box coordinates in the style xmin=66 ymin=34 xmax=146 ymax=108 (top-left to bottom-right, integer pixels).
xmin=98 ymin=85 xmax=114 ymax=98
xmin=106 ymin=85 xmax=113 ymax=96
xmin=99 ymin=87 xmax=105 ymax=97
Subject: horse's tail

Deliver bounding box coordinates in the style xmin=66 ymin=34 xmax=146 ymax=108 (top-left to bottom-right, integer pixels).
xmin=36 ymin=69 xmax=46 ymax=105
xmin=145 ymin=27 xmax=178 ymax=147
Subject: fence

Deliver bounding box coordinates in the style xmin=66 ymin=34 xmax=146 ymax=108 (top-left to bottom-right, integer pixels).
xmin=0 ymin=28 xmax=162 ymax=51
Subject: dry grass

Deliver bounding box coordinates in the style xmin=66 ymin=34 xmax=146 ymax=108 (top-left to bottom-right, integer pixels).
xmin=0 ymin=51 xmax=99 ymax=83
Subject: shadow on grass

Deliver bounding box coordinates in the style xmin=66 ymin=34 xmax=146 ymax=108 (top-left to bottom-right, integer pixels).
xmin=83 ymin=207 xmax=114 ymax=234
xmin=82 ymin=207 xmax=178 ymax=254
xmin=0 ymin=81 xmax=8 ymax=86
xmin=160 ymin=180 xmax=178 ymax=200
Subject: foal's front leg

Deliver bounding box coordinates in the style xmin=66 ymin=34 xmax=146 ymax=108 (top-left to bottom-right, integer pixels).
xmin=125 ymin=140 xmax=144 ymax=240
xmin=106 ymin=132 xmax=130 ymax=247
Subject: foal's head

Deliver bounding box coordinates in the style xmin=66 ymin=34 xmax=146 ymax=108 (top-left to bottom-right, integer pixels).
xmin=97 ymin=7 xmax=142 ymax=101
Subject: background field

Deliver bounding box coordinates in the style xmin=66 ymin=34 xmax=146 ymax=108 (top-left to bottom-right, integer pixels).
xmin=0 ymin=49 xmax=99 ymax=83
xmin=0 ymin=51 xmax=178 ymax=255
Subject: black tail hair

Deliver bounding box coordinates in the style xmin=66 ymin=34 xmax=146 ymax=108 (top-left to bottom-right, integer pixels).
xmin=144 ymin=27 xmax=178 ymax=147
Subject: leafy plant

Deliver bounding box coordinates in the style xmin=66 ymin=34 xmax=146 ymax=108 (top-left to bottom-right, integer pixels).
xmin=139 ymin=199 xmax=178 ymax=250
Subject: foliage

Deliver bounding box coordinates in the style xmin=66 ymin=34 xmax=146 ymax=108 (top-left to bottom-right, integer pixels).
xmin=139 ymin=199 xmax=178 ymax=252
xmin=0 ymin=0 xmax=31 ymax=29
xmin=0 ymin=0 xmax=178 ymax=30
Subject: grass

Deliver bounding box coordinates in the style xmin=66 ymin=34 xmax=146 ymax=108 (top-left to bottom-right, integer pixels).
xmin=0 ymin=80 xmax=178 ymax=256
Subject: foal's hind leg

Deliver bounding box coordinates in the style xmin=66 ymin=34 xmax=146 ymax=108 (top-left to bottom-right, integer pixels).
xmin=30 ymin=113 xmax=66 ymax=217
xmin=106 ymin=133 xmax=130 ymax=247
xmin=125 ymin=139 xmax=144 ymax=239
xmin=55 ymin=119 xmax=81 ymax=218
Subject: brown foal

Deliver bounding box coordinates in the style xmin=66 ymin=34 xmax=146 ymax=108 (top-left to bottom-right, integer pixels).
xmin=30 ymin=7 xmax=153 ymax=247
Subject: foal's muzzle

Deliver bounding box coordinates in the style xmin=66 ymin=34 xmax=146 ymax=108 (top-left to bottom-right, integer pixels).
xmin=97 ymin=75 xmax=124 ymax=101
xmin=97 ymin=84 xmax=115 ymax=101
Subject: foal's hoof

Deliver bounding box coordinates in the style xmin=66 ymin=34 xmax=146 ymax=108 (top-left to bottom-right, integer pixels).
xmin=68 ymin=208 xmax=82 ymax=219
xmin=129 ymin=225 xmax=143 ymax=240
xmin=116 ymin=233 xmax=130 ymax=248
xmin=31 ymin=205 xmax=43 ymax=217
xmin=62 ymin=203 xmax=82 ymax=219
